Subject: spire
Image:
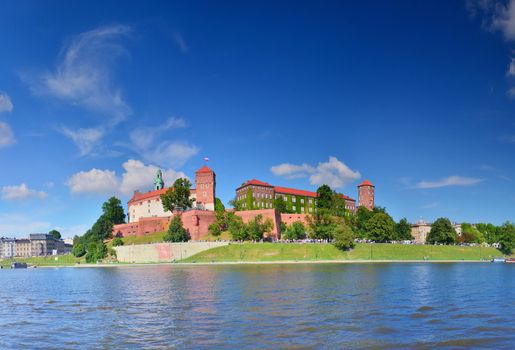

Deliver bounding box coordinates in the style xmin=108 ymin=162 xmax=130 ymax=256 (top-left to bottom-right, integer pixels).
xmin=154 ymin=169 xmax=164 ymax=190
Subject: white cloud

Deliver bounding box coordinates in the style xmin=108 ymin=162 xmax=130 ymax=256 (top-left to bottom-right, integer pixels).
xmin=143 ymin=142 xmax=199 ymax=168
xmin=0 ymin=213 xmax=50 ymax=236
xmin=270 ymin=163 xmax=315 ymax=179
xmin=174 ymin=32 xmax=189 ymax=53
xmin=1 ymin=183 xmax=47 ymax=200
xmin=0 ymin=92 xmax=13 ymax=113
xmin=66 ymin=168 xmax=118 ymax=195
xmin=0 ymin=122 xmax=16 ymax=148
xmin=415 ymin=176 xmax=483 ymax=189
xmin=129 ymin=117 xmax=186 ymax=150
xmin=29 ymin=24 xmax=132 ymax=122
xmin=66 ymin=159 xmax=188 ymax=196
xmin=23 ymin=25 xmax=132 ymax=156
xmin=271 ymin=156 xmax=361 ymax=188
xmin=119 ymin=159 xmax=187 ymax=195
xmin=60 ymin=127 xmax=104 ymax=156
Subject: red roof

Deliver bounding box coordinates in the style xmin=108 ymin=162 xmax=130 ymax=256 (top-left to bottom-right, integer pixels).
xmin=129 ymin=188 xmax=168 ymax=204
xmin=274 ymin=186 xmax=317 ymax=197
xmin=239 ymin=179 xmax=273 ymax=188
xmin=129 ymin=187 xmax=196 ymax=204
xmin=196 ymin=165 xmax=213 ymax=173
xmin=358 ymin=179 xmax=374 ymax=187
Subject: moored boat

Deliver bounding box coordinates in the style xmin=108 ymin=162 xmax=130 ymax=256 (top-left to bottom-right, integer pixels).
xmin=491 ymin=258 xmax=505 ymax=263
xmin=11 ymin=262 xmax=28 ymax=269
xmin=505 ymin=258 xmax=515 ymax=264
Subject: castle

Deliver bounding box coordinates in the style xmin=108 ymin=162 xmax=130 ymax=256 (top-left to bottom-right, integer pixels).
xmin=113 ymin=164 xmax=375 ymax=240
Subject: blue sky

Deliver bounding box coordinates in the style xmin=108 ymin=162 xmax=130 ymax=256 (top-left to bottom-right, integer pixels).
xmin=1 ymin=0 xmax=515 ymax=237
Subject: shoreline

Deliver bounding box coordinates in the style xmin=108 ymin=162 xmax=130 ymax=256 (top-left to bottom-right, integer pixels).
xmin=32 ymin=259 xmax=496 ymax=268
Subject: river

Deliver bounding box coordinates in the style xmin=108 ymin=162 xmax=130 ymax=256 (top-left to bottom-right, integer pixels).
xmin=0 ymin=263 xmax=513 ymax=349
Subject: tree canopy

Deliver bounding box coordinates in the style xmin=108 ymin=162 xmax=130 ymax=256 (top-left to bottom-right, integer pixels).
xmin=164 ymin=215 xmax=190 ymax=242
xmin=282 ymin=221 xmax=306 ymax=240
xmin=395 ymin=218 xmax=413 ymax=241
xmin=426 ymin=218 xmax=457 ymax=245
xmin=49 ymin=229 xmax=61 ymax=240
xmin=161 ymin=178 xmax=194 ymax=212
xmin=316 ymin=185 xmax=333 ymax=210
xmin=364 ymin=212 xmax=396 ymax=242
xmin=332 ymin=223 xmax=355 ymax=251
xmin=102 ymin=197 xmax=126 ymax=224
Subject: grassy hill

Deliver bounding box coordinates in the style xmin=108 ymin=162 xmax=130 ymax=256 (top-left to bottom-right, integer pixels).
xmin=181 ymin=243 xmax=504 ymax=263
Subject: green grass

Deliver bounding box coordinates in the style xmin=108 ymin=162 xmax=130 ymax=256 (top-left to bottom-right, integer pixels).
xmin=181 ymin=243 xmax=504 ymax=263
xmin=1 ymin=254 xmax=85 ymax=268
xmin=107 ymin=231 xmax=167 ymax=248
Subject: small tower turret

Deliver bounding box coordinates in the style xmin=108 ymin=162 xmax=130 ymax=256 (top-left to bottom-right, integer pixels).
xmin=154 ymin=169 xmax=165 ymax=190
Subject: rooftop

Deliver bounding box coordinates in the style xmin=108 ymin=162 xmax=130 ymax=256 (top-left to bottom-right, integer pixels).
xmin=358 ymin=179 xmax=374 ymax=187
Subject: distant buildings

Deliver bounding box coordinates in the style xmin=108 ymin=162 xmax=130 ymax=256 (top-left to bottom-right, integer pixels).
xmin=0 ymin=234 xmax=71 ymax=258
xmin=410 ymin=220 xmax=463 ymax=244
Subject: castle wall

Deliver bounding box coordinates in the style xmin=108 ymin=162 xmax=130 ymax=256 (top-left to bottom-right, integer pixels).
xmin=234 ymin=209 xmax=281 ymax=240
xmin=280 ymin=213 xmax=309 ymax=226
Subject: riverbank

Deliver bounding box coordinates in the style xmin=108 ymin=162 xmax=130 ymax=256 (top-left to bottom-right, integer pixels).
xmin=1 ymin=243 xmax=505 ymax=268
xmin=181 ymin=242 xmax=504 ymax=263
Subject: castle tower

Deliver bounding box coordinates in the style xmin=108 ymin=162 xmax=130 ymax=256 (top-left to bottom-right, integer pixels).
xmin=195 ymin=166 xmax=216 ymax=211
xmin=358 ymin=179 xmax=374 ymax=211
xmin=154 ymin=169 xmax=164 ymax=190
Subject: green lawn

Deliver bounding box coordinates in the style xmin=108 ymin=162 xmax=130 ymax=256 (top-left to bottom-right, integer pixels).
xmin=1 ymin=254 xmax=85 ymax=268
xmin=107 ymin=231 xmax=167 ymax=247
xmin=181 ymin=243 xmax=504 ymax=262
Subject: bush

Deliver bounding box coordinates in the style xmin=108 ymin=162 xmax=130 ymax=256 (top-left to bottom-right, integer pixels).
xmin=283 ymin=222 xmax=306 ymax=240
xmin=333 ymin=223 xmax=355 ymax=251
xmin=72 ymin=242 xmax=86 ymax=257
xmin=111 ymin=237 xmax=124 ymax=246
xmin=164 ymin=215 xmax=190 ymax=242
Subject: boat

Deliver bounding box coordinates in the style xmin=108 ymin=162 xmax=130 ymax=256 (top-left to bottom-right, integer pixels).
xmin=491 ymin=258 xmax=505 ymax=263
xmin=11 ymin=262 xmax=28 ymax=269
xmin=505 ymin=258 xmax=515 ymax=264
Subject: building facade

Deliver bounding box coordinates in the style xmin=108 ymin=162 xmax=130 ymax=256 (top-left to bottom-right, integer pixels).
xmin=0 ymin=238 xmax=16 ymax=259
xmin=235 ymin=179 xmax=357 ymax=214
xmin=358 ymin=179 xmax=375 ymax=211
xmin=127 ymin=166 xmax=216 ymax=223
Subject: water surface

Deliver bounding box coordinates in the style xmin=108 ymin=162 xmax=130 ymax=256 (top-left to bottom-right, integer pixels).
xmin=0 ymin=263 xmax=513 ymax=349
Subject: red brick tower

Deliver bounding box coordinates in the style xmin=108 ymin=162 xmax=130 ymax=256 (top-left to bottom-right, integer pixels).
xmin=195 ymin=166 xmax=216 ymax=211
xmin=358 ymin=179 xmax=375 ymax=211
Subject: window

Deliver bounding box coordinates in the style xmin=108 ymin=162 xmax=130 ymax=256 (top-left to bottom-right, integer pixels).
xmin=300 ymin=198 xmax=304 ymax=204
xmin=203 ymin=191 xmax=207 ymax=197
xmin=301 ymin=207 xmax=304 ymax=212
xmin=309 ymin=207 xmax=313 ymax=212
xmin=292 ymin=197 xmax=296 ymax=202
xmin=292 ymin=205 xmax=296 ymax=211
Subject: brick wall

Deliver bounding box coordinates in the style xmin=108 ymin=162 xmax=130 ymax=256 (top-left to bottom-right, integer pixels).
xmin=234 ymin=209 xmax=281 ymax=240
xmin=280 ymin=213 xmax=308 ymax=226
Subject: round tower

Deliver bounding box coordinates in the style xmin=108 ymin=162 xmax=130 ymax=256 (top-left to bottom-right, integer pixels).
xmin=357 ymin=179 xmax=375 ymax=211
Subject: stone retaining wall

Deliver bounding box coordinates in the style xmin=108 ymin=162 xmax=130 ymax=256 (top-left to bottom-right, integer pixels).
xmin=114 ymin=241 xmax=228 ymax=263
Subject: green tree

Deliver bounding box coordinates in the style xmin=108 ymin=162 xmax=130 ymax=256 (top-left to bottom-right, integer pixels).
xmin=332 ymin=223 xmax=355 ymax=251
xmin=476 ymin=223 xmax=501 ymax=244
xmin=111 ymin=237 xmax=124 ymax=246
xmin=274 ymin=196 xmax=290 ymax=213
xmin=72 ymin=243 xmax=86 ymax=257
xmin=354 ymin=206 xmax=374 ymax=238
xmin=102 ymin=197 xmax=126 ymax=224
xmin=395 ymin=218 xmax=413 ymax=240
xmin=316 ymin=185 xmax=333 ymax=210
xmin=215 ymin=197 xmax=225 ymax=212
xmin=426 ymin=218 xmax=457 ymax=245
xmin=365 ymin=212 xmax=396 ymax=242
xmin=164 ymin=215 xmax=190 ymax=242
xmin=307 ymin=209 xmax=337 ymax=240
xmin=282 ymin=221 xmax=307 ymax=240
xmin=228 ymin=215 xmax=248 ymax=241
xmin=459 ymin=223 xmax=485 ymax=244
xmin=228 ymin=197 xmax=244 ymax=211
xmin=497 ymin=221 xmax=515 ymax=255
xmin=246 ymin=214 xmax=273 ymax=241
xmin=331 ymin=193 xmax=347 ymax=217
xmin=85 ymin=215 xmax=114 ymax=242
xmin=161 ymin=178 xmax=194 ymax=212
xmin=49 ymin=229 xmax=61 ymax=240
